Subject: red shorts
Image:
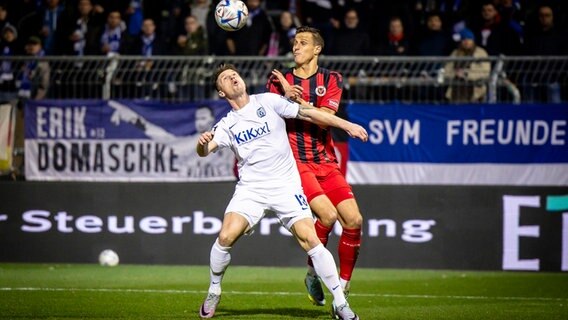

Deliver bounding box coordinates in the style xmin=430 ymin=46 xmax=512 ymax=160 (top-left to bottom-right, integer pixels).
xmin=297 ymin=162 xmax=354 ymax=206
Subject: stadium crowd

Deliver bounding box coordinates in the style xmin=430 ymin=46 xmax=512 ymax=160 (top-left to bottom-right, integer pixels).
xmin=0 ymin=0 xmax=566 ymax=103
xmin=0 ymin=0 xmax=566 ymax=59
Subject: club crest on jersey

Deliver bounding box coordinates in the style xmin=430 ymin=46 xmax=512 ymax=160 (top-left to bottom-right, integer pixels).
xmin=315 ymin=86 xmax=327 ymax=97
xmin=256 ymin=107 xmax=266 ymax=118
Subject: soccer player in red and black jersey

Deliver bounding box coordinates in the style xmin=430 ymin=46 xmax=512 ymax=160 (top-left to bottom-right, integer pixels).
xmin=266 ymin=26 xmax=363 ymax=310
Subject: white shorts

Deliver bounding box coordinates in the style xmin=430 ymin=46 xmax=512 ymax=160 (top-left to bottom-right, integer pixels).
xmin=225 ymin=185 xmax=313 ymax=231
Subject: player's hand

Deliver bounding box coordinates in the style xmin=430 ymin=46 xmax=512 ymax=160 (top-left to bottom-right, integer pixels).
xmin=295 ymin=97 xmax=308 ymax=105
xmin=109 ymin=100 xmax=140 ymax=125
xmin=198 ymin=131 xmax=214 ymax=146
xmin=271 ymin=69 xmax=303 ymax=101
xmin=345 ymin=123 xmax=368 ymax=142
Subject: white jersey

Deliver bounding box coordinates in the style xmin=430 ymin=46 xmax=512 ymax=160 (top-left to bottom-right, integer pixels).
xmin=212 ymin=93 xmax=300 ymax=189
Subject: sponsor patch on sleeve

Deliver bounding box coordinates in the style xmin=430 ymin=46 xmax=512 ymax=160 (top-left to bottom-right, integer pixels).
xmin=328 ymin=100 xmax=339 ymax=108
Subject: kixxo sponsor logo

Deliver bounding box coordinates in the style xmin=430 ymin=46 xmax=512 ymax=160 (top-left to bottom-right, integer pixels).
xmin=16 ymin=210 xmax=436 ymax=243
xmin=502 ymin=195 xmax=568 ymax=271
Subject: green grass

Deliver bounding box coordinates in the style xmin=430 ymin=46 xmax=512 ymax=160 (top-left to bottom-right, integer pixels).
xmin=0 ymin=264 xmax=567 ymax=319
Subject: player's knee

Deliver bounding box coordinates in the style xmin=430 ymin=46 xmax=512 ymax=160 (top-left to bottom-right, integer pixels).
xmin=303 ymin=234 xmax=322 ymax=252
xmin=317 ymin=209 xmax=338 ymax=227
xmin=343 ymin=212 xmax=363 ymax=229
xmin=217 ymin=232 xmax=237 ymax=247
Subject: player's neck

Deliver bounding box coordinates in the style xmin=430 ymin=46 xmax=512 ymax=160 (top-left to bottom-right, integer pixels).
xmin=228 ymin=94 xmax=250 ymax=110
xmin=294 ymin=59 xmax=318 ymax=78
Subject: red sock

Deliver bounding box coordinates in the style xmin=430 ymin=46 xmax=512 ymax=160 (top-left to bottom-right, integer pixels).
xmin=338 ymin=227 xmax=361 ymax=281
xmin=307 ymin=220 xmax=333 ymax=268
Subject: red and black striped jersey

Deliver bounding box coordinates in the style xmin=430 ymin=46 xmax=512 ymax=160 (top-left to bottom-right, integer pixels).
xmin=267 ymin=67 xmax=343 ymax=164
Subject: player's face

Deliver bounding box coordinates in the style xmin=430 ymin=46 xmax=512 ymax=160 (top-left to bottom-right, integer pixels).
xmin=293 ymin=33 xmax=320 ymax=65
xmin=217 ymin=69 xmax=246 ymax=98
xmin=195 ymin=108 xmax=214 ymax=133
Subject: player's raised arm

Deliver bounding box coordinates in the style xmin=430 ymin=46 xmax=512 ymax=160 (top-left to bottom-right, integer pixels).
xmin=196 ymin=131 xmax=219 ymax=157
xmin=296 ymin=99 xmax=368 ymax=142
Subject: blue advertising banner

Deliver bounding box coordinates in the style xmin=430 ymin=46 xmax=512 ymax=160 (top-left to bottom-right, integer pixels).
xmin=25 ymin=100 xmax=236 ymax=181
xmin=346 ymin=104 xmax=568 ymax=185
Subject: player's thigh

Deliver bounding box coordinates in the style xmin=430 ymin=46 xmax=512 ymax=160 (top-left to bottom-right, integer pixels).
xmin=222 ymin=188 xmax=267 ymax=245
xmin=271 ymin=187 xmax=313 ymax=231
xmin=319 ymin=165 xmax=354 ymax=208
xmin=269 ymin=187 xmax=320 ymax=252
xmin=318 ymin=166 xmax=362 ymax=226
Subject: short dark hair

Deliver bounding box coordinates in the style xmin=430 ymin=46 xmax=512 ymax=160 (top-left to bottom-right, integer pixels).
xmin=295 ymin=26 xmax=324 ymax=50
xmin=213 ymin=63 xmax=239 ymax=91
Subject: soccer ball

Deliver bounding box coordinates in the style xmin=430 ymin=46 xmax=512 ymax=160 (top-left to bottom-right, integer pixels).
xmin=215 ymin=0 xmax=248 ymax=31
xmin=98 ymin=249 xmax=119 ymax=267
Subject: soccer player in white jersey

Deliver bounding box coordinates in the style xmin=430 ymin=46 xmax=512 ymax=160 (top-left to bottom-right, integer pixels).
xmin=197 ymin=64 xmax=368 ymax=320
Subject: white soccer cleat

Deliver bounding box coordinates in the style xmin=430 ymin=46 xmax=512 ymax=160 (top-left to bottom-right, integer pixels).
xmin=304 ymin=273 xmax=326 ymax=306
xmin=331 ymin=301 xmax=359 ymax=320
xmin=199 ymin=292 xmax=221 ymax=319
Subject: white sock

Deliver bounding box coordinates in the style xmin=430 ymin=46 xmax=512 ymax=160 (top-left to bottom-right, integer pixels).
xmin=307 ymin=244 xmax=346 ymax=306
xmin=209 ymin=238 xmax=231 ymax=295
xmin=340 ymin=278 xmax=350 ymax=291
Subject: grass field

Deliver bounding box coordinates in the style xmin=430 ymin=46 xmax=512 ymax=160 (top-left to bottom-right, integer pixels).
xmin=0 ymin=263 xmax=567 ymax=319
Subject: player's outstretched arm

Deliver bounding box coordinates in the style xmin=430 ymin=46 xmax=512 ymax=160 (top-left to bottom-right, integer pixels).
xmin=296 ymin=100 xmax=368 ymax=142
xmin=196 ymin=131 xmax=219 ymax=157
